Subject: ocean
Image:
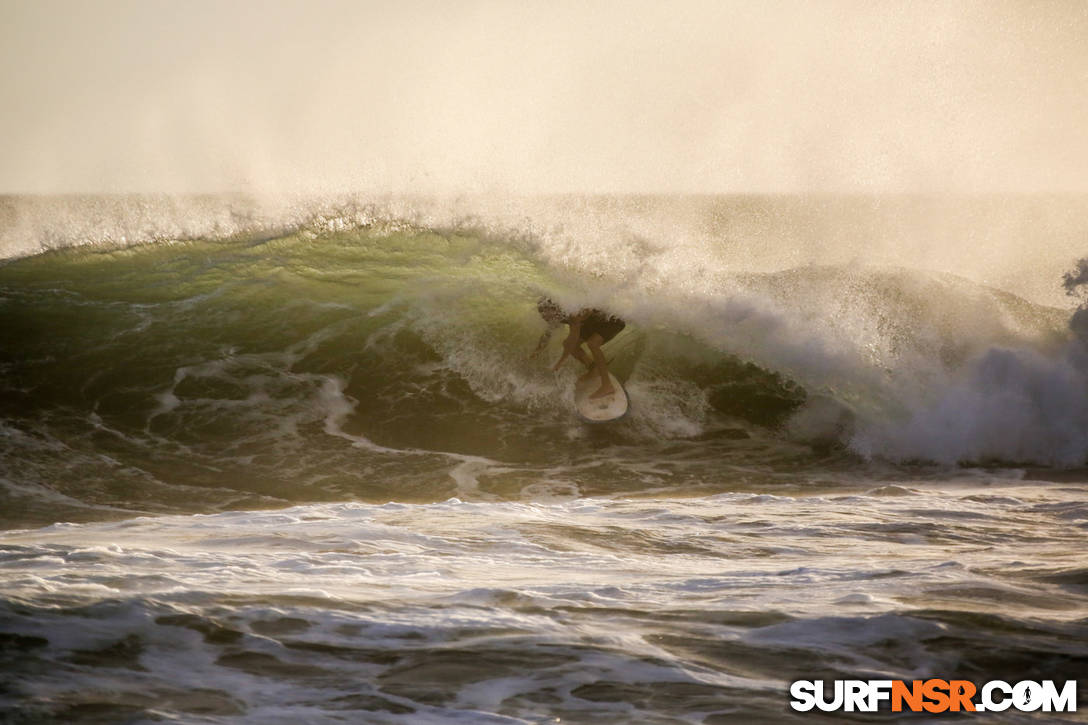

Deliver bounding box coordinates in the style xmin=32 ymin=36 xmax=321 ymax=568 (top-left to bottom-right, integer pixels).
xmin=1 ymin=193 xmax=1086 ymax=723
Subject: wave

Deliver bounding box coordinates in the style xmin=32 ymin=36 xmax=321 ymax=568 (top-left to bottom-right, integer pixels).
xmin=1 ymin=195 xmax=1086 ymax=523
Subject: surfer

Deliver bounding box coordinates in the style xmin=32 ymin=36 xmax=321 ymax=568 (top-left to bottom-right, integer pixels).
xmin=534 ymin=298 xmax=625 ymax=398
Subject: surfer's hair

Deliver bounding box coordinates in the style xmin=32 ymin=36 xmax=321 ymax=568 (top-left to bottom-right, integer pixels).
xmin=537 ymin=297 xmax=564 ymax=323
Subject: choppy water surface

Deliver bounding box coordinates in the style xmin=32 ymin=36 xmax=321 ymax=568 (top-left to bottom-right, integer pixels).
xmin=3 ymin=484 xmax=1087 ymax=723
xmin=2 ymin=194 xmax=1087 ymax=722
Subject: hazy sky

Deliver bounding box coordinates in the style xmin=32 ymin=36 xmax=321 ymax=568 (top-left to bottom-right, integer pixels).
xmin=2 ymin=0 xmax=1087 ymax=193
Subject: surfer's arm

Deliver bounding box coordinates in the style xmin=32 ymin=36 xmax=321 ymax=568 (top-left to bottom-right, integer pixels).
xmin=553 ymin=314 xmax=588 ymax=370
xmin=563 ymin=310 xmax=590 ymax=346
xmin=553 ymin=326 xmax=578 ymax=370
xmin=530 ymin=328 xmax=553 ymax=357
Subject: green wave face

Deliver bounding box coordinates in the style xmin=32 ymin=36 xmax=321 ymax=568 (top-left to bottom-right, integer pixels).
xmin=0 ymin=205 xmax=1082 ymax=527
xmin=0 ymin=225 xmax=813 ymax=526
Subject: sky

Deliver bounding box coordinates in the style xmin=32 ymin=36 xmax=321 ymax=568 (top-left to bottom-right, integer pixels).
xmin=2 ymin=0 xmax=1087 ymax=194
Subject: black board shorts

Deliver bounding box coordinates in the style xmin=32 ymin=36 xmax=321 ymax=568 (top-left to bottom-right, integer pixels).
xmin=578 ymin=310 xmax=625 ymax=344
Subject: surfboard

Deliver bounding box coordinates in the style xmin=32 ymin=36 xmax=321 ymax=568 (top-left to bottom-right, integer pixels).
xmin=574 ymin=371 xmax=629 ymax=423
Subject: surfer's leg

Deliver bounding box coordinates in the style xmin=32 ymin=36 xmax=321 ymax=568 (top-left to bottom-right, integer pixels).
xmin=586 ymin=335 xmax=615 ymax=398
xmin=568 ymin=345 xmax=594 ymax=374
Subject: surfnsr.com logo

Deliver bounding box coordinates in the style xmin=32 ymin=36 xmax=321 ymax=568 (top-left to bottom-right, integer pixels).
xmin=789 ymin=679 xmax=1078 ymax=713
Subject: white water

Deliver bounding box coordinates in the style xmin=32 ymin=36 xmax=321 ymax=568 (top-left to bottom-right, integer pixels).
xmin=3 ymin=482 xmax=1086 ymax=722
